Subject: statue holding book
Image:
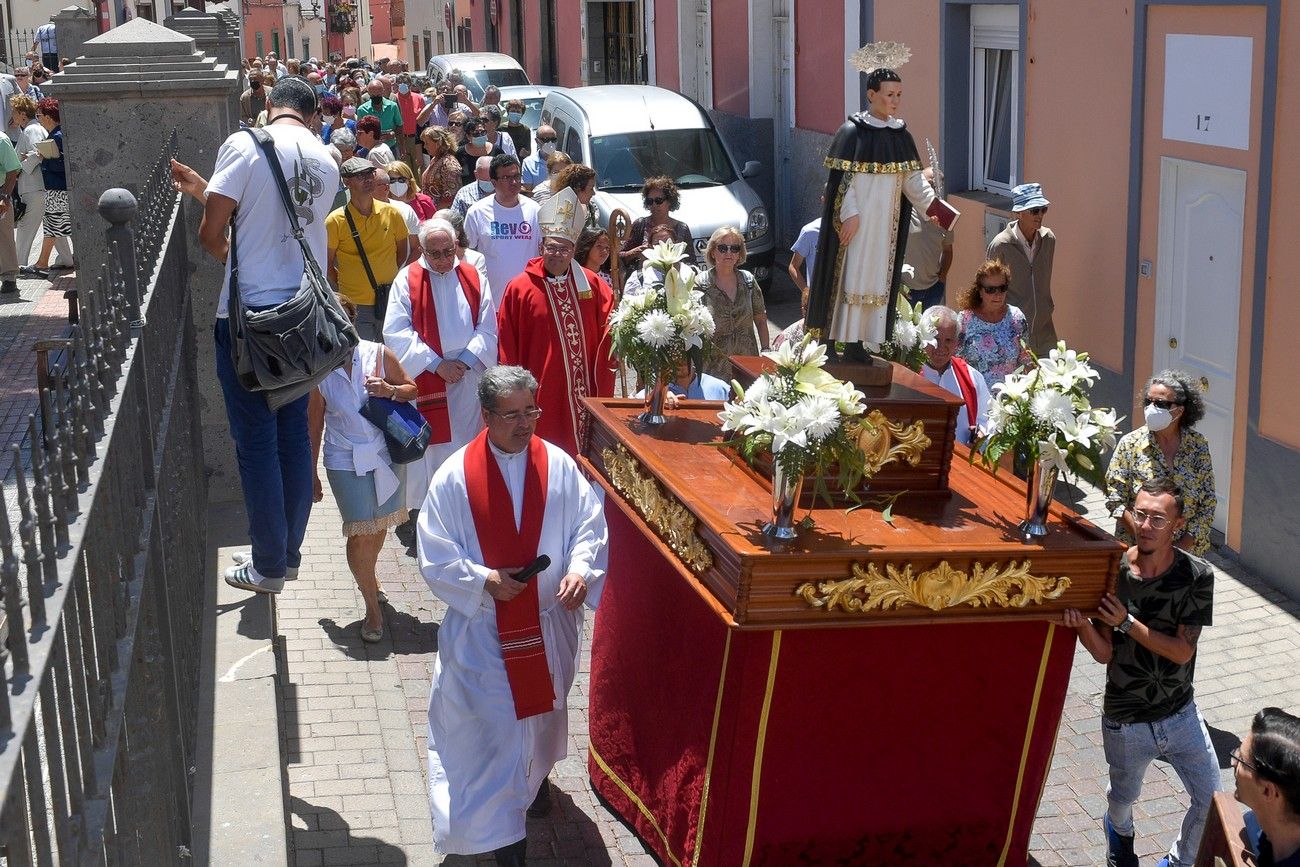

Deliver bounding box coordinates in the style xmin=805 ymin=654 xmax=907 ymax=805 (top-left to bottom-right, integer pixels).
xmin=807 ymin=42 xmax=957 ymax=367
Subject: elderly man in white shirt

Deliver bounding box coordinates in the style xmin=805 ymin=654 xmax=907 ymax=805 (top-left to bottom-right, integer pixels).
xmin=384 ymin=218 xmax=497 ymax=519
xmin=920 ymin=306 xmax=990 ymax=445
xmin=416 ymin=365 xmax=606 ymax=866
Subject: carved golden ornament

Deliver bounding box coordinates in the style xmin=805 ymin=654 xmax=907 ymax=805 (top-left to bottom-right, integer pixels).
xmin=602 ymin=445 xmax=714 ymax=574
xmin=795 ymin=560 xmax=1071 ymax=613
xmin=824 ymin=157 xmax=924 ymax=174
xmin=855 ymin=409 xmax=931 ymax=475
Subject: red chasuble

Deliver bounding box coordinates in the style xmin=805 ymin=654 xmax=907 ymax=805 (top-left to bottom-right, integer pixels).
xmin=496 ymin=258 xmax=615 ymax=455
xmin=410 ymin=262 xmax=482 ymax=443
xmin=463 ymin=430 xmax=556 ymax=719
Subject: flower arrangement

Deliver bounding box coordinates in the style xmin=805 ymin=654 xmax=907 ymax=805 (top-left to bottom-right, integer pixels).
xmin=975 ymin=341 xmax=1121 ymax=486
xmin=609 ymin=241 xmax=715 ymax=382
xmin=719 ymin=337 xmax=870 ymax=496
xmin=878 ymin=291 xmax=938 ymax=372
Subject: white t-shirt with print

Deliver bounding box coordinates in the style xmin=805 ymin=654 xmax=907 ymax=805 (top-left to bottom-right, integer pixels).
xmin=463 ymin=196 xmax=540 ymax=294
xmin=207 ymin=123 xmax=340 ymax=317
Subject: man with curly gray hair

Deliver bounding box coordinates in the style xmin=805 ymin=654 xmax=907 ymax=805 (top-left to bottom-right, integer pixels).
xmin=1104 ymin=369 xmax=1215 ymax=555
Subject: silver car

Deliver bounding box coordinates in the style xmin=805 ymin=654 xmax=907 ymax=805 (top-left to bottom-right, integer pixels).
xmin=539 ymin=85 xmax=773 ymax=286
xmin=425 ymin=52 xmax=529 ymax=102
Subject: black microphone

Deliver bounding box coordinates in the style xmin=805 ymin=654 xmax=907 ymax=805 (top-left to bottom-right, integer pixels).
xmin=511 ymin=554 xmax=551 ymax=584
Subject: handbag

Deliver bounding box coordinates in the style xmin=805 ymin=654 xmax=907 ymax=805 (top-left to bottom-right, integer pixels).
xmin=357 ymin=346 xmax=431 ymax=464
xmin=228 ymin=128 xmax=358 ymax=411
xmin=343 ymin=206 xmax=392 ymax=328
xmin=11 ymin=189 xmax=25 ymax=223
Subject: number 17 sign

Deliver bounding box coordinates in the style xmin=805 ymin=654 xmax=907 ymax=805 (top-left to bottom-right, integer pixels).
xmin=1162 ymin=34 xmax=1253 ymax=151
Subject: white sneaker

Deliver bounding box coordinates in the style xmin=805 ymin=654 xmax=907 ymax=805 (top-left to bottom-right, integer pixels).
xmin=223 ymin=563 xmax=285 ymax=595
xmin=231 ymin=551 xmax=299 ymax=580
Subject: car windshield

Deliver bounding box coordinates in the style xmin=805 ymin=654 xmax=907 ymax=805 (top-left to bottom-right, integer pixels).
xmin=590 ymin=128 xmax=737 ymax=192
xmin=459 ymin=68 xmax=530 ymax=101
xmin=518 ymin=97 xmax=545 ymax=129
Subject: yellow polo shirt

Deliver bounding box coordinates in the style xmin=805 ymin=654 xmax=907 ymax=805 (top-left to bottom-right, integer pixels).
xmin=326 ymin=200 xmax=408 ymax=305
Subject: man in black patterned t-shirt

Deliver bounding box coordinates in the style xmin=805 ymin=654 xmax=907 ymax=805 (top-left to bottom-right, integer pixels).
xmin=1063 ymin=478 xmax=1219 ymax=867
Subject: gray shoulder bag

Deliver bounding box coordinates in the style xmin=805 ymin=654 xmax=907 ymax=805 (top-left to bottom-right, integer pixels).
xmin=228 ymin=127 xmax=358 ymax=411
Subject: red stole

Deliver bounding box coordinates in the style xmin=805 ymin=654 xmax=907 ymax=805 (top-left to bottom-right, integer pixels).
xmin=949 ymin=357 xmax=980 ymax=439
xmin=410 ymin=262 xmax=482 ymax=443
xmin=463 ymin=430 xmax=556 ymax=720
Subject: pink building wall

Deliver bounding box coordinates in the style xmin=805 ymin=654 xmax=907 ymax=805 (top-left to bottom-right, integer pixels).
xmin=653 ymin=0 xmax=679 ymax=92
xmin=793 ymin=0 xmax=844 ymax=134
xmin=710 ymin=0 xmax=748 ymax=114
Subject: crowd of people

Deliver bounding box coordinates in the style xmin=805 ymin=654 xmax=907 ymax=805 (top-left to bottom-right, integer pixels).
xmin=157 ymin=53 xmax=1300 ymax=867
xmin=1 ymin=52 xmax=74 ymax=297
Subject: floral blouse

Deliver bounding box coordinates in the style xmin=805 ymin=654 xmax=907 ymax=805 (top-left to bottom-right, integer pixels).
xmin=698 ymin=267 xmax=765 ymax=379
xmin=1104 ymin=426 xmax=1215 ymax=555
xmin=421 ymin=154 xmax=462 ymax=206
xmin=958 ymin=306 xmax=1031 ymax=388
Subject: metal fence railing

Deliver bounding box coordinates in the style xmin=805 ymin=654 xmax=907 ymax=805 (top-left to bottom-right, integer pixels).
xmin=2 ymin=29 xmax=40 ymax=69
xmin=0 ymin=127 xmax=209 ymax=863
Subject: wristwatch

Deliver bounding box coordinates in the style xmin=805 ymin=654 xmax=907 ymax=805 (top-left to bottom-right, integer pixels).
xmin=1116 ymin=613 xmax=1135 ymax=635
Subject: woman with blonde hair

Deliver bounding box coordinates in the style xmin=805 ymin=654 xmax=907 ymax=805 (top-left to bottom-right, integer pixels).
xmin=420 ymin=126 xmax=461 ymax=211
xmin=385 ymin=160 xmax=436 ymax=220
xmin=697 ymin=226 xmax=767 ymax=378
xmin=531 ymin=151 xmax=573 ymax=203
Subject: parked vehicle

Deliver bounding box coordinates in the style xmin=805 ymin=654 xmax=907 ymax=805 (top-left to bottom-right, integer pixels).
xmin=539 ymin=86 xmax=773 ymax=286
xmin=497 ymin=84 xmax=562 ymax=157
xmin=425 ymin=52 xmax=529 ymax=102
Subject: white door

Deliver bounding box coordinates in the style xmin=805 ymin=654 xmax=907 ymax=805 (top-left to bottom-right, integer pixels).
xmin=1153 ymin=158 xmax=1245 ymax=534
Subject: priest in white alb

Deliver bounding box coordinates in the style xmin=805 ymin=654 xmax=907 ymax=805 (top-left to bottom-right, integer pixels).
xmin=384 ymin=217 xmax=497 ymax=517
xmin=416 ymin=365 xmax=608 ymax=866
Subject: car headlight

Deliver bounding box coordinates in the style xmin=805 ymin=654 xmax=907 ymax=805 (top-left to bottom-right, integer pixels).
xmin=745 ymin=207 xmax=769 ymax=242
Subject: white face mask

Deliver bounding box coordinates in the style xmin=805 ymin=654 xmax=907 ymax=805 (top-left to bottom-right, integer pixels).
xmin=320 ymin=115 xmax=335 ymax=126
xmin=539 ymin=141 xmax=556 ymax=157
xmin=389 ymin=180 xmax=409 ymax=197
xmin=1144 ymin=403 xmax=1175 ymax=433
xmin=477 ymin=179 xmax=494 ymax=193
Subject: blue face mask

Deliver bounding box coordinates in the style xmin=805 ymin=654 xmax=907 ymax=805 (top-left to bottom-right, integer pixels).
xmin=477 ymin=179 xmax=494 ymax=193
xmin=507 ymin=111 xmax=523 ymax=124
xmin=471 ymin=134 xmax=488 ymax=146
xmin=398 ymin=84 xmax=410 ymax=95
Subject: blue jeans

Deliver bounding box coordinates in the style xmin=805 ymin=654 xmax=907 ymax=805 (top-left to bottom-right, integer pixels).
xmin=1102 ymin=699 xmax=1220 ymax=867
xmin=909 ymin=280 xmax=945 ymax=311
xmin=213 ymin=318 xmax=313 ymax=579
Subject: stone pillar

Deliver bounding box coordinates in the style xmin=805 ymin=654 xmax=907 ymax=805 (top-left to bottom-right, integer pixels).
xmin=51 ymin=6 xmax=99 ymax=64
xmin=165 ymin=6 xmax=243 ymax=124
xmin=44 ymin=17 xmax=243 ymax=503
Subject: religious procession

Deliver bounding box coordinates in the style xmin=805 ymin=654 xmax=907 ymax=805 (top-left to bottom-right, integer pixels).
xmin=2 ymin=4 xmax=1296 ymax=865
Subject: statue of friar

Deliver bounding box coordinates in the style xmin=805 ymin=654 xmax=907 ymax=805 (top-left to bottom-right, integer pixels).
xmin=807 ymin=42 xmax=942 ymax=365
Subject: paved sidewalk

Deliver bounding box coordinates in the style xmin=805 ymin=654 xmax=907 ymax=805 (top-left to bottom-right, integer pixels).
xmin=271 ymin=466 xmax=1300 ymax=866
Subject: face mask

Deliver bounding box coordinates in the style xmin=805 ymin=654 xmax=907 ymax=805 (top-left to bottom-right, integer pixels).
xmin=398 ymin=84 xmax=410 ymax=95
xmin=251 ymin=80 xmax=262 ymax=90
xmin=471 ymin=134 xmax=488 ymax=146
xmin=1144 ymin=404 xmax=1175 ymax=433
xmin=342 ymin=106 xmax=356 ymax=118
xmin=371 ymin=96 xmax=383 ymax=106
xmin=321 ymin=115 xmax=335 ymax=126
xmin=507 ymin=111 xmax=523 ymax=124
xmin=389 ymin=180 xmax=409 ymax=197
xmin=477 ymin=179 xmax=494 ymax=193
xmin=539 ymin=141 xmax=556 ymax=157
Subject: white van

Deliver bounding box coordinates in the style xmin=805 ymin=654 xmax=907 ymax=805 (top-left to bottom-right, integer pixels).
xmin=539 ymin=86 xmax=773 ymax=286
xmin=425 ymin=52 xmax=529 ymax=101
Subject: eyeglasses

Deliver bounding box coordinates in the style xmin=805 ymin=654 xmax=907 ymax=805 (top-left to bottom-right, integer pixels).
xmin=489 ymin=407 xmax=543 ymax=423
xmin=422 ymin=247 xmax=456 ymax=259
xmin=1026 ymin=206 xmax=1049 ymax=215
xmin=496 ymin=174 xmax=523 ymax=185
xmin=1143 ymin=397 xmax=1182 ymax=410
xmin=542 ymin=243 xmax=573 ymax=255
xmin=716 ymin=243 xmax=743 ymax=254
xmin=979 ymin=283 xmax=1009 ymax=293
xmin=645 ymin=196 xmax=667 ymax=206
xmin=1128 ymin=507 xmax=1172 ymax=530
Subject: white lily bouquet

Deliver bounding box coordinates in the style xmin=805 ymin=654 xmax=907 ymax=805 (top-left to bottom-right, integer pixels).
xmin=719 ymin=337 xmax=870 ymax=499
xmin=609 ymin=240 xmax=715 ymax=381
xmin=878 ymin=292 xmax=939 ymax=372
xmin=976 ymin=341 xmax=1121 ymax=486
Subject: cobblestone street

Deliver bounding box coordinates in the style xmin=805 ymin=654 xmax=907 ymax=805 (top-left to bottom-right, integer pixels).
xmin=273 ymin=472 xmax=1300 ymax=866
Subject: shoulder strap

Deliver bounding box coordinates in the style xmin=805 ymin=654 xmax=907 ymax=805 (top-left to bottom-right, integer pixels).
xmin=242 ymin=127 xmax=305 ymax=239
xmin=343 ymin=206 xmax=381 ymax=292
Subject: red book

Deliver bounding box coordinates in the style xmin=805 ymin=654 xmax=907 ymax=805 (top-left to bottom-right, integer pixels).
xmin=926 ymin=198 xmax=961 ymax=232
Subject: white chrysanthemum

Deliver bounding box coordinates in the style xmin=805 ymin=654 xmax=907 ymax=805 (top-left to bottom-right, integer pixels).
xmin=636 ymin=310 xmax=675 ymax=349
xmin=1030 ymin=390 xmax=1075 ymax=427
xmin=801 ymin=395 xmax=841 ymax=442
xmin=893 ymin=319 xmax=919 ymax=351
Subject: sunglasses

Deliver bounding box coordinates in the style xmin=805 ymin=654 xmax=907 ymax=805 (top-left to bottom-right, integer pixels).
xmin=979 ymin=283 xmax=1008 ymax=293
xmin=1142 ymin=397 xmax=1182 ymax=410
xmin=716 ymin=243 xmax=743 ymax=254
xmin=448 ymin=121 xmax=463 ymax=127
xmin=1025 ymin=206 xmax=1049 ymax=215
xmin=645 ymin=196 xmax=667 ymax=206
xmin=537 ymin=136 xmax=557 ymax=144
